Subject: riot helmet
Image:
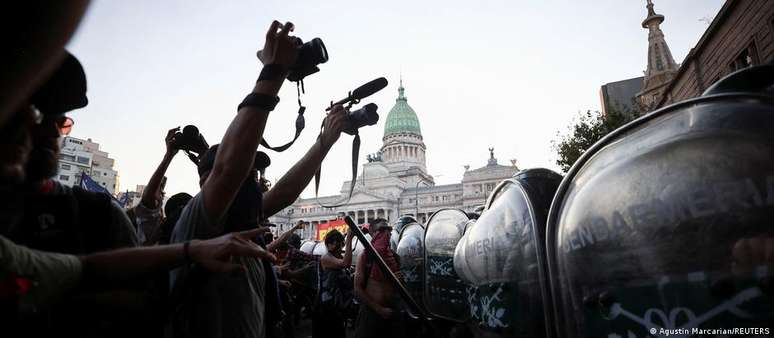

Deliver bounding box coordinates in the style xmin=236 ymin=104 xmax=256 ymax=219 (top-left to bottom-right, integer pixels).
xmin=546 ymin=65 xmax=774 ymax=337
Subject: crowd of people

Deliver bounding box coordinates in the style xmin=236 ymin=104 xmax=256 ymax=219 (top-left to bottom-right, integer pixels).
xmin=2 ymin=4 xmax=411 ymax=338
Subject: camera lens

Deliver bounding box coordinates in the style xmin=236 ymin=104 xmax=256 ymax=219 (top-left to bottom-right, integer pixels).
xmin=310 ymin=38 xmax=328 ymax=64
xmin=182 ymin=125 xmax=199 ymax=138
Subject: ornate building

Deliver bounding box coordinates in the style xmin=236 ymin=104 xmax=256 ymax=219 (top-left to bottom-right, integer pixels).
xmin=655 ymin=0 xmax=774 ymax=108
xmin=268 ymin=80 xmax=519 ymax=239
xmin=636 ymin=0 xmax=679 ymax=112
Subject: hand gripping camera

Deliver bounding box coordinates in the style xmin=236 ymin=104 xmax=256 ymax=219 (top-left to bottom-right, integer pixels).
xmin=328 ymin=77 xmax=388 ymax=135
xmin=258 ymin=37 xmax=328 ymax=82
xmin=172 ymin=125 xmax=209 ymax=164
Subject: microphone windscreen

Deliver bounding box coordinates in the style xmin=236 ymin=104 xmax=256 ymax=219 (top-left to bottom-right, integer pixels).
xmin=352 ymin=77 xmax=388 ymax=100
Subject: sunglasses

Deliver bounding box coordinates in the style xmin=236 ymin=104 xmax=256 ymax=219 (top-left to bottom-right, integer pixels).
xmin=56 ymin=116 xmax=75 ymax=136
xmin=31 ymin=106 xmax=75 ymax=136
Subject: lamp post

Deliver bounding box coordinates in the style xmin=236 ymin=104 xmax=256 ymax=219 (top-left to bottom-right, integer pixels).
xmin=415 ymin=175 xmax=442 ymax=223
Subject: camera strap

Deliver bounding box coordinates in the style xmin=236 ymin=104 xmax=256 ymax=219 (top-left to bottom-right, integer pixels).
xmin=313 ymin=128 xmax=360 ymax=208
xmin=260 ymin=81 xmax=306 ymax=152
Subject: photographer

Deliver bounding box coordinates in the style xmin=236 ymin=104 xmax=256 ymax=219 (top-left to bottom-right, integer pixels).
xmin=168 ymin=20 xmax=300 ymax=338
xmin=133 ymin=127 xmax=180 ymax=246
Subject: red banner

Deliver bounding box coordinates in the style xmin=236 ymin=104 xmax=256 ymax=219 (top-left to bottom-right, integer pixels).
xmin=316 ymin=219 xmax=348 ymax=241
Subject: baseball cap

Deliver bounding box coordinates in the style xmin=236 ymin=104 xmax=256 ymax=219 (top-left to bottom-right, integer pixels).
xmin=31 ymin=51 xmax=87 ymax=115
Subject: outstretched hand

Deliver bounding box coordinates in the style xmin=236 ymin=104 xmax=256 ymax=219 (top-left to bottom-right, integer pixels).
xmin=165 ymin=127 xmax=180 ymax=156
xmin=189 ymin=228 xmax=277 ymax=273
xmin=259 ymin=21 xmax=298 ymax=68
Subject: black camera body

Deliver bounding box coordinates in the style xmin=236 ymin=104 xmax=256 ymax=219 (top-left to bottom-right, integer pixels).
xmin=288 ymin=37 xmax=328 ymax=82
xmin=259 ymin=37 xmax=328 ymax=82
xmin=344 ymin=103 xmax=379 ymax=135
xmin=172 ymin=125 xmax=209 ymax=154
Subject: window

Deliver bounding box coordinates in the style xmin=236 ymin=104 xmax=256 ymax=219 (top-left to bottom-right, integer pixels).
xmin=76 ymin=156 xmax=89 ymax=164
xmin=60 ymin=154 xmax=75 ymax=162
xmin=60 ymin=164 xmax=71 ymax=170
xmin=59 ymin=175 xmax=69 ymax=181
xmin=442 ymin=195 xmax=449 ymax=202
xmin=730 ymin=41 xmax=759 ymax=72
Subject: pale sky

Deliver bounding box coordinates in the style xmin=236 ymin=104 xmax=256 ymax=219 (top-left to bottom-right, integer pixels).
xmin=65 ymin=0 xmax=724 ymax=198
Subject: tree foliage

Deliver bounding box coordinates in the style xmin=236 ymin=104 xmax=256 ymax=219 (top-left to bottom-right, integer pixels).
xmin=552 ymin=107 xmax=636 ymax=172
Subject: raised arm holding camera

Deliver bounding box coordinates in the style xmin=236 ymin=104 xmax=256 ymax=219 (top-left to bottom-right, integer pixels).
xmin=133 ymin=127 xmax=179 ymax=245
xmin=167 ymin=20 xmax=301 ymax=338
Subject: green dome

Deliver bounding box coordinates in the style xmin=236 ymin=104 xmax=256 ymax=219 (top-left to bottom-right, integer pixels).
xmin=383 ymin=81 xmax=421 ymax=137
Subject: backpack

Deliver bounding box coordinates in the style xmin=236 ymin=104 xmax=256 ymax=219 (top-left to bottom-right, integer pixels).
xmin=4 ymin=186 xmax=132 ymax=337
xmin=6 ymin=185 xmax=112 ymax=255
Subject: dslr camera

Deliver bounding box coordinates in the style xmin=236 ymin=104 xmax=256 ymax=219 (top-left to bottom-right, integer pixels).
xmin=344 ymin=103 xmax=379 ymax=135
xmin=172 ymin=125 xmax=209 ymax=156
xmin=259 ymin=37 xmax=328 ymax=82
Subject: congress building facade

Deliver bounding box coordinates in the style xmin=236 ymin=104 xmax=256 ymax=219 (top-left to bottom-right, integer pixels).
xmin=269 ymin=80 xmax=519 ymax=239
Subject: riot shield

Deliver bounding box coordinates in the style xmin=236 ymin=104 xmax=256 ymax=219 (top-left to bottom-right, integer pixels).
xmin=546 ymin=65 xmax=774 ymax=337
xmin=392 ymin=216 xmax=418 ymax=251
xmin=396 ymin=222 xmax=426 ymax=317
xmin=300 ymin=240 xmax=316 ymax=255
xmin=454 ymin=169 xmax=560 ymax=338
xmin=312 ymin=241 xmax=328 ymax=256
xmin=424 ymin=208 xmax=472 ymax=322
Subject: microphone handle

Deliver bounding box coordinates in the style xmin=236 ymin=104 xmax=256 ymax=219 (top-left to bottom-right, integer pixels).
xmin=326 ymin=93 xmax=354 ymax=111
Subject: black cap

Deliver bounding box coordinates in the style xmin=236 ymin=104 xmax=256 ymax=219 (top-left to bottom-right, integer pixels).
xmin=197 ymin=144 xmax=271 ymax=177
xmin=164 ymin=192 xmax=193 ymax=217
xmin=31 ymin=51 xmax=88 ymax=115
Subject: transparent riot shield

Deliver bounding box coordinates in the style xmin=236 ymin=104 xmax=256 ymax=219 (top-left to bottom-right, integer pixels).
xmin=546 ymin=65 xmax=774 ymax=337
xmin=454 ymin=169 xmax=560 ymax=338
xmin=392 ymin=216 xmax=417 ymax=252
xmin=424 ymin=208 xmax=472 ymax=322
xmin=397 ymin=222 xmax=426 ymax=317
xmin=312 ymin=241 xmax=327 ymax=256
xmin=300 ymin=240 xmax=316 ymax=255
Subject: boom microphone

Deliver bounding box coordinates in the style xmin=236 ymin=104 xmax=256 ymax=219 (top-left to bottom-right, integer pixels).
xmin=328 ymin=77 xmax=388 ymax=110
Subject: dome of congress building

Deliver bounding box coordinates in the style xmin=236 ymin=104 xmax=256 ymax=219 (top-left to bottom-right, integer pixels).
xmin=383 ymin=80 xmax=422 ymax=137
xmin=269 ymin=78 xmax=520 ymax=240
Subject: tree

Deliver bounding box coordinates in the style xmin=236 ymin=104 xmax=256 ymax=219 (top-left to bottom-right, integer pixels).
xmin=552 ymin=107 xmax=636 ymax=172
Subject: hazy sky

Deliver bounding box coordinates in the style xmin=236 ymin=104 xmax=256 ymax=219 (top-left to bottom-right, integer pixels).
xmin=66 ymin=0 xmax=724 ymax=198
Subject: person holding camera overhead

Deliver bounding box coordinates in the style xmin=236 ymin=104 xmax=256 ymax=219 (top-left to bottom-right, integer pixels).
xmin=130 ymin=127 xmax=179 ymax=246
xmin=168 ymin=20 xmax=350 ymax=338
